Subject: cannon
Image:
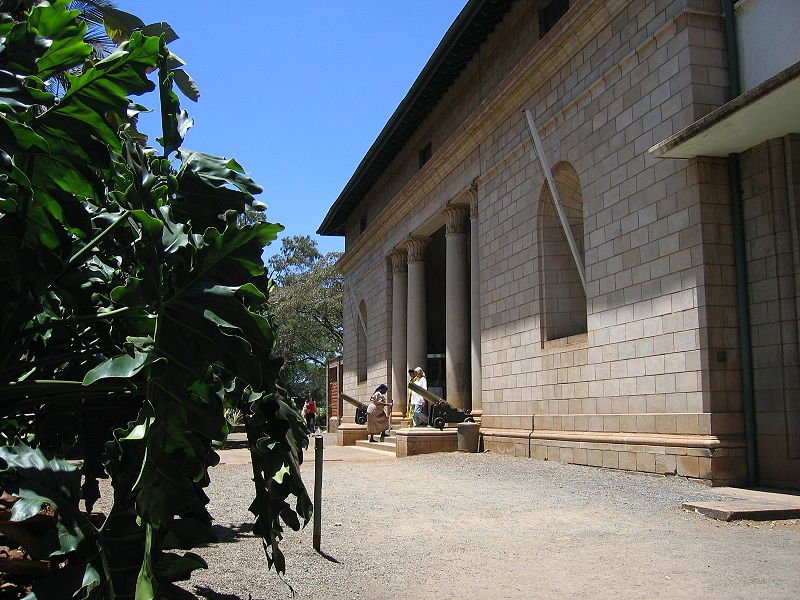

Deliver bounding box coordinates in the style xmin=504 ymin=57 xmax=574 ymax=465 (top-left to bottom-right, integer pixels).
xmin=341 ymin=393 xmax=368 ymax=425
xmin=408 ymin=383 xmax=475 ymax=430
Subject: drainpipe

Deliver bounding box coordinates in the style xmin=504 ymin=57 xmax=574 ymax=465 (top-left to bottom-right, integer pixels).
xmin=722 ymin=0 xmax=758 ymax=486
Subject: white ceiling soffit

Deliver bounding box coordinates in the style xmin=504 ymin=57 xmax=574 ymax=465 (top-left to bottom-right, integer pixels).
xmin=650 ymin=62 xmax=800 ymax=159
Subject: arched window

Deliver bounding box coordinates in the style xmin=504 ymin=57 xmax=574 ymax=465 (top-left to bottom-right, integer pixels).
xmin=357 ymin=300 xmax=368 ymax=382
xmin=538 ymin=161 xmax=586 ymax=341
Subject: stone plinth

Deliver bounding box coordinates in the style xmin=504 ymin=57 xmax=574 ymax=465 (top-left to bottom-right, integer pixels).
xmin=338 ymin=423 xmax=367 ymax=446
xmin=481 ymin=428 xmax=531 ymax=458
xmin=395 ymin=427 xmax=458 ymax=457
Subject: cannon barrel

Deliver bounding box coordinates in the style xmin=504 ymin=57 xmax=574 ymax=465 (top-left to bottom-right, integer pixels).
xmin=341 ymin=393 xmax=368 ymax=410
xmin=341 ymin=393 xmax=369 ymax=425
xmin=408 ymin=382 xmax=474 ymax=430
xmin=408 ymin=382 xmax=444 ymax=404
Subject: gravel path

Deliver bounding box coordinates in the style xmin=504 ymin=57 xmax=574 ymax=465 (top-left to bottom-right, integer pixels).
xmin=178 ymin=441 xmax=800 ymax=600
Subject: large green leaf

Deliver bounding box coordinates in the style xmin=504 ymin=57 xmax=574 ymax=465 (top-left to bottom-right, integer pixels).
xmin=0 ymin=116 xmax=49 ymax=153
xmin=0 ymin=70 xmax=52 ymax=111
xmin=83 ymin=349 xmax=162 ymax=385
xmin=0 ymin=21 xmax=50 ymax=75
xmin=0 ymin=443 xmax=90 ymax=558
xmin=24 ymin=561 xmax=100 ymax=600
xmin=101 ymin=6 xmax=145 ymax=44
xmin=171 ymin=68 xmax=199 ymax=102
xmin=28 ymin=0 xmax=92 ymax=80
xmin=153 ymin=551 xmax=207 ymax=582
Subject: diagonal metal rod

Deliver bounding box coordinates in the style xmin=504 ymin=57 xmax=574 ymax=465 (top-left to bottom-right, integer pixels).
xmin=522 ymin=108 xmax=587 ymax=294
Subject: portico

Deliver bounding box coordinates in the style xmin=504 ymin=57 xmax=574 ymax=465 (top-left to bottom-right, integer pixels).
xmin=388 ymin=199 xmax=477 ymax=416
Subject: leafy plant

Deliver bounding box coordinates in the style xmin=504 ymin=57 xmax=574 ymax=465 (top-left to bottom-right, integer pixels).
xmin=0 ymin=2 xmax=311 ymax=598
xmin=224 ymin=407 xmax=244 ymax=427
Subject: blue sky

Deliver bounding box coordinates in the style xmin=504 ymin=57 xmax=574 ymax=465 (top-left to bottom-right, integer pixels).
xmin=117 ymin=1 xmax=467 ymax=259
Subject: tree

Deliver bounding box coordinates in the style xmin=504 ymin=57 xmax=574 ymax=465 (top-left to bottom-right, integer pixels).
xmin=267 ymin=236 xmax=342 ymax=402
xmin=0 ymin=2 xmax=309 ymax=598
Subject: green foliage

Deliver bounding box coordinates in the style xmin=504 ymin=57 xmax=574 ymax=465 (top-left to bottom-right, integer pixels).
xmin=0 ymin=3 xmax=310 ymax=599
xmin=267 ymin=236 xmax=342 ymax=400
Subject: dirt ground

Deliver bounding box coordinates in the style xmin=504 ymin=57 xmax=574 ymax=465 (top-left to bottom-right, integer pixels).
xmin=184 ymin=435 xmax=799 ymax=600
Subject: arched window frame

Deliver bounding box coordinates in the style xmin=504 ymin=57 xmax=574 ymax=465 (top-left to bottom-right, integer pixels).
xmin=537 ymin=161 xmax=587 ymax=342
xmin=357 ymin=300 xmax=368 ymax=382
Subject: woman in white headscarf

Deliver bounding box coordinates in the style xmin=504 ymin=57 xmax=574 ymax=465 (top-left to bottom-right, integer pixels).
xmin=408 ymin=367 xmax=428 ymax=427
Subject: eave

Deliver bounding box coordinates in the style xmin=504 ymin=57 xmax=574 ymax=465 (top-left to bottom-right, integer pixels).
xmin=650 ymin=60 xmax=800 ymax=159
xmin=317 ymin=0 xmax=515 ymax=237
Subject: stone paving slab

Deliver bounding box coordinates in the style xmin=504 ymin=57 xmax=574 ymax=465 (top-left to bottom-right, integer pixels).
xmin=683 ymin=487 xmax=800 ymax=521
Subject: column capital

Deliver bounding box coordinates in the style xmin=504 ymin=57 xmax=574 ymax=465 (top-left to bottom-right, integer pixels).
xmin=405 ymin=237 xmax=429 ymax=262
xmin=389 ymin=249 xmax=407 ymax=273
xmin=468 ymin=185 xmax=479 ymax=220
xmin=444 ymin=205 xmax=469 ymax=235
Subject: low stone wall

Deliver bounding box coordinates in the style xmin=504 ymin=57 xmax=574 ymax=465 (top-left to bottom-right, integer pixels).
xmin=481 ymin=426 xmax=747 ymax=486
xmin=338 ymin=423 xmax=367 ymax=446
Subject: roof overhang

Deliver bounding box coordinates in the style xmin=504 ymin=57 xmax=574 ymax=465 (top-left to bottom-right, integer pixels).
xmin=317 ymin=0 xmax=514 ymax=236
xmin=650 ymin=60 xmax=800 ymax=159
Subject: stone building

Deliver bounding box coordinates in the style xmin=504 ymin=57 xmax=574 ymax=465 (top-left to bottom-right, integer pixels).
xmin=318 ymin=0 xmax=800 ymax=488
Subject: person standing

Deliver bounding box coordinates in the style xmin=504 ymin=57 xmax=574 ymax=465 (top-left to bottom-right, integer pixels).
xmin=367 ymin=384 xmax=391 ymax=442
xmin=408 ymin=367 xmax=428 ymax=427
xmin=302 ymin=394 xmax=317 ymax=433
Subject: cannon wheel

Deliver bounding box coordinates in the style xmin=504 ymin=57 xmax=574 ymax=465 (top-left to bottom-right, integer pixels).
xmin=355 ymin=414 xmax=367 ymax=425
xmin=433 ymin=416 xmax=446 ymax=430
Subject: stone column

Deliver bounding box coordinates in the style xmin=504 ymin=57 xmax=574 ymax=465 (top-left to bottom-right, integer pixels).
xmin=406 ymin=237 xmax=428 ymax=375
xmin=390 ymin=250 xmax=408 ymax=421
xmin=444 ymin=205 xmax=470 ymax=411
xmin=469 ymin=189 xmax=482 ymax=416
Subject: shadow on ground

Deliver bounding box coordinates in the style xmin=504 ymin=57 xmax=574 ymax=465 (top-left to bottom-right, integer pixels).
xmin=194 ymin=586 xmax=250 ymax=600
xmin=211 ymin=522 xmax=253 ymax=543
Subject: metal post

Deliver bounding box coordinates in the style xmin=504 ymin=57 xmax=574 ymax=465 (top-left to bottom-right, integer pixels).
xmin=522 ymin=108 xmax=587 ymax=294
xmin=722 ymin=0 xmax=758 ymax=486
xmin=313 ymin=433 xmax=323 ymax=552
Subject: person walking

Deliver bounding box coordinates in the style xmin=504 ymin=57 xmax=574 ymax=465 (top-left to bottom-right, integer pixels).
xmin=367 ymin=384 xmax=391 ymax=442
xmin=302 ymin=394 xmax=317 ymax=433
xmin=408 ymin=367 xmax=428 ymax=427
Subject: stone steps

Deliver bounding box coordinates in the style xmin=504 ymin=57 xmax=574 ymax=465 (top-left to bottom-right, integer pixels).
xmin=354 ymin=431 xmax=398 ymax=454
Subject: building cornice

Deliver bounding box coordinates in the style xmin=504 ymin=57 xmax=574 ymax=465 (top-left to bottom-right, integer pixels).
xmin=337 ymin=0 xmax=630 ymax=274
xmin=336 ymin=4 xmax=718 ymax=275
xmin=318 ymin=0 xmax=515 ymax=236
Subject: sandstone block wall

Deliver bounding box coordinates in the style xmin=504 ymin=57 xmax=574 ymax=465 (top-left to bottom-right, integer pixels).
xmin=333 ymin=0 xmax=800 ymax=485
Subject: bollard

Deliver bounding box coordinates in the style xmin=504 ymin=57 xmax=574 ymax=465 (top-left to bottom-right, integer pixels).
xmin=313 ymin=433 xmax=323 ymax=552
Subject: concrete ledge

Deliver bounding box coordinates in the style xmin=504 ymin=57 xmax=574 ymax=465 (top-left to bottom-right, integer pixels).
xmin=529 ymin=430 xmax=745 ymax=449
xmin=683 ymin=501 xmax=800 ymax=522
xmin=683 ymin=488 xmax=800 ymax=521
xmin=337 ymin=423 xmax=367 ymax=446
xmin=395 ymin=427 xmax=458 ymax=457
